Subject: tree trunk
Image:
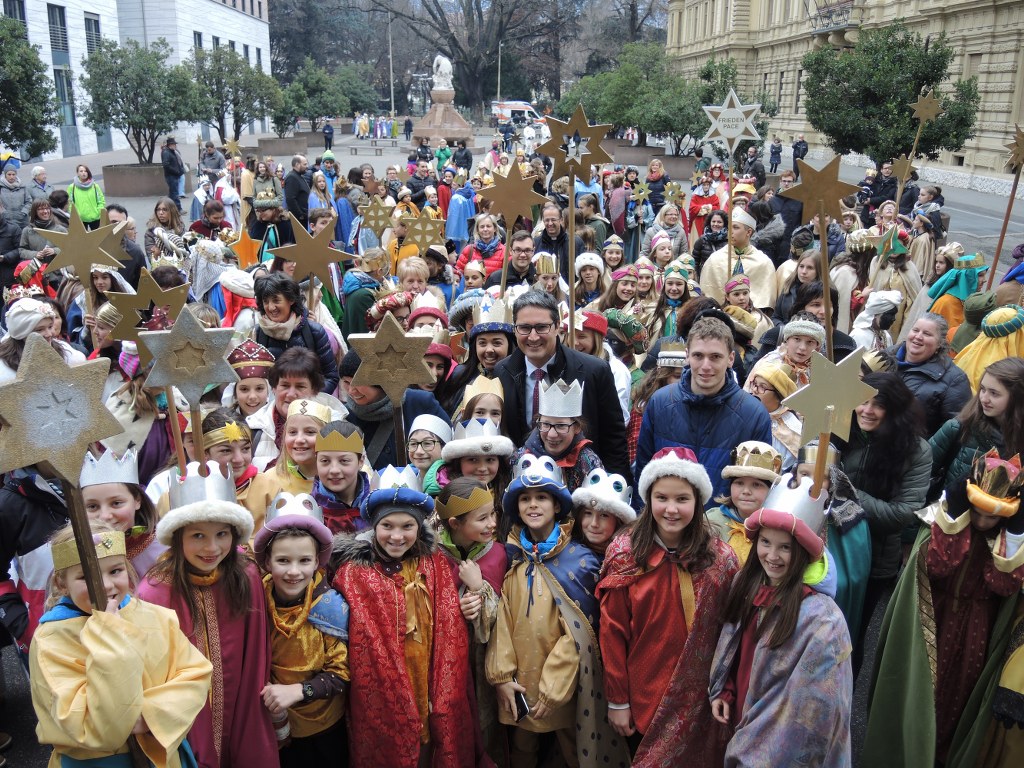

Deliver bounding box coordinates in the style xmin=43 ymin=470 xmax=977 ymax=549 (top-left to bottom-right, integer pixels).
xmin=636 ymin=129 xmax=647 ymax=147
xmin=629 ymin=0 xmax=639 ymax=42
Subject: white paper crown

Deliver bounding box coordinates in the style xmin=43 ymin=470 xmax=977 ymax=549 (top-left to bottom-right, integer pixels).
xmin=369 ymin=464 xmax=423 ymax=493
xmin=80 ymin=450 xmax=139 ymax=488
xmin=473 ymin=297 xmax=513 ymax=327
xmin=571 ymin=467 xmax=635 ymax=524
xmin=513 ymin=453 xmax=564 ymax=485
xmin=266 ymin=492 xmax=325 ymax=527
xmin=168 ymin=460 xmax=238 ymax=510
xmin=453 ymin=416 xmax=502 ymax=443
xmin=537 ymin=378 xmax=584 ymax=419
xmin=410 ymin=291 xmax=444 ymax=314
xmin=761 ymin=472 xmax=827 ymax=538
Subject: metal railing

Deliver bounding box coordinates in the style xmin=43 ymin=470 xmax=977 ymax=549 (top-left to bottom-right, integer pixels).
xmin=804 ymin=0 xmax=856 ymax=32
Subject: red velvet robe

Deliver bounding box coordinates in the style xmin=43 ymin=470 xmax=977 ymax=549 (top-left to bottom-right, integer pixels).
xmin=138 ymin=560 xmax=278 ymax=768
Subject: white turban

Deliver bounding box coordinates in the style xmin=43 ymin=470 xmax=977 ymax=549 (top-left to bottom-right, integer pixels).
xmin=3 ymin=298 xmax=47 ymax=341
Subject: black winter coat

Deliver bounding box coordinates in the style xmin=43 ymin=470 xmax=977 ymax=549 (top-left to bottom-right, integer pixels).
xmin=254 ymin=309 xmax=340 ymax=394
xmin=889 ymin=344 xmax=973 ymax=437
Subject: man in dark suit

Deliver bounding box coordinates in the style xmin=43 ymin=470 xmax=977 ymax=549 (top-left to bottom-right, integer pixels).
xmin=495 ymin=290 xmax=632 ymax=482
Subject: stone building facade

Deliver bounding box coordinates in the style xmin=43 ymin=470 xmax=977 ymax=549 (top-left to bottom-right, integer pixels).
xmin=666 ymin=0 xmax=1024 ymax=173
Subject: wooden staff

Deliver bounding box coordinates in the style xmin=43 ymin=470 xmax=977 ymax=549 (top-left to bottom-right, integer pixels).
xmin=191 ymin=406 xmax=208 ymax=477
xmin=895 ymin=125 xmax=925 ymax=212
xmin=61 ymin=480 xmax=108 ymax=611
xmin=499 ymin=250 xmax=510 ymax=300
xmin=306 ymin=272 xmax=317 ymax=312
xmin=165 ymin=387 xmax=188 ymax=476
xmin=567 ymin=174 xmax=577 ymax=347
xmin=726 ymin=159 xmax=735 ymax=279
xmin=817 ymin=200 xmax=836 ymax=361
xmin=809 ymin=407 xmax=834 ymax=498
xmin=392 ymin=407 xmax=407 ymax=465
xmin=986 ymin=164 xmax=1022 ymax=290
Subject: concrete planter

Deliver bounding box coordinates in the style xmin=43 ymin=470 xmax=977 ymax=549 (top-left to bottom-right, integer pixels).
xmin=102 ymin=164 xmax=194 ymax=197
xmin=257 ymin=137 xmax=310 ymax=157
xmin=610 ymin=143 xmax=664 ymax=167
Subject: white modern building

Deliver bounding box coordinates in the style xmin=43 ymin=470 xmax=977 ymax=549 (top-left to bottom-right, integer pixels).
xmin=1 ymin=0 xmax=271 ymax=159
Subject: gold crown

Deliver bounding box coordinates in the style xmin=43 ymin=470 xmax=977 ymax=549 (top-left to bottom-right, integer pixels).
xmin=436 ymin=485 xmax=495 ymax=521
xmin=52 ymin=530 xmax=127 ymax=572
xmin=956 ymin=253 xmax=986 ymax=270
xmin=204 ymin=420 xmax=251 ymax=448
xmin=316 ymin=425 xmax=365 ymax=454
xmin=534 ymin=252 xmax=559 ymax=275
xmin=732 ymin=442 xmax=784 ymax=474
xmin=967 ymin=449 xmax=1024 ymax=518
xmin=286 ymin=398 xmax=333 ymax=424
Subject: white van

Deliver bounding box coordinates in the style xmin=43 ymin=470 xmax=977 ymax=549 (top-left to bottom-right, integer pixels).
xmin=491 ymin=100 xmax=544 ymax=125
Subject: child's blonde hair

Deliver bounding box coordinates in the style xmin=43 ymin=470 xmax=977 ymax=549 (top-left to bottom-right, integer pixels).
xmin=46 ymin=520 xmax=137 ymax=609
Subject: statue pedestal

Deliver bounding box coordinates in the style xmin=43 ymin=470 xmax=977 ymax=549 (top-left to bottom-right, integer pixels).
xmin=412 ymin=89 xmax=474 ymax=151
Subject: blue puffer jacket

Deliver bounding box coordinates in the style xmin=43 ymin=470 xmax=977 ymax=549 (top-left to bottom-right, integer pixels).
xmin=634 ymin=367 xmax=772 ymax=505
xmin=254 ymin=309 xmax=340 ymax=394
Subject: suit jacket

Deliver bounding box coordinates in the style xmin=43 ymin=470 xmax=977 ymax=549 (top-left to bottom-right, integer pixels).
xmin=496 ymin=343 xmax=632 ymax=482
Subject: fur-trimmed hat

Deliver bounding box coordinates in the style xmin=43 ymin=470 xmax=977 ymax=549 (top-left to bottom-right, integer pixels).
xmin=638 ymin=446 xmax=713 ymax=506
xmin=571 ymin=468 xmax=635 ymax=524
xmin=156 ymin=499 xmax=255 ymax=546
xmin=782 ymin=318 xmax=826 ymax=346
xmin=575 ymin=252 xmax=604 ymax=276
xmin=441 ymin=418 xmax=515 ymax=462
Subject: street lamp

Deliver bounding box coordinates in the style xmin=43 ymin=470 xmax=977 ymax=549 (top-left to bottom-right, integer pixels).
xmin=387 ymin=12 xmax=395 ymax=116
xmin=496 ymin=41 xmax=503 ymax=104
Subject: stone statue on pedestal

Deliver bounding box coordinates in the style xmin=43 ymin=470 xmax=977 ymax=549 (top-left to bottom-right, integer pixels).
xmin=432 ymin=53 xmax=454 ymax=91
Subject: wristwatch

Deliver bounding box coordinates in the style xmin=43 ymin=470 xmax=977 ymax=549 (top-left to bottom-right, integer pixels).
xmin=302 ymin=683 xmax=315 ymax=702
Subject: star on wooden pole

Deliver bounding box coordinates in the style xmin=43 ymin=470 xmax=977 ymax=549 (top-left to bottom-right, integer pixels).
xmin=38 ymin=207 xmax=124 ymax=276
xmin=268 ymin=213 xmax=344 ymax=297
xmin=401 ymin=211 xmax=446 ymax=253
xmin=700 ymin=88 xmax=761 ymax=156
xmin=106 ymin=268 xmax=190 ymax=367
xmin=986 ymin=122 xmax=1024 ymax=289
xmin=664 ymin=181 xmax=686 ymax=208
xmin=534 ymin=104 xmax=613 ymax=181
xmin=224 ymin=137 xmax=243 ymax=158
xmin=630 ymin=181 xmax=652 ymax=204
xmin=0 ymin=335 xmax=125 ymax=610
xmin=477 ymin=162 xmax=548 ymax=225
xmin=891 ymin=154 xmax=918 ymax=185
xmin=360 ymin=195 xmax=397 ymax=239
xmin=868 ymin=225 xmax=909 ymax=258
xmin=911 ymin=90 xmax=945 ymax=124
xmin=228 ymin=227 xmax=263 ymax=269
xmin=348 ymin=313 xmax=435 ymax=459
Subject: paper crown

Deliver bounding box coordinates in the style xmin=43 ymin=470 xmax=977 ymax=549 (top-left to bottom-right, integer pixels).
xmin=657 ymin=340 xmax=688 ymax=368
xmin=168 ymin=460 xmax=238 ymax=510
xmin=441 ymin=417 xmax=515 ymax=461
xmin=745 ymin=472 xmax=827 ymax=559
xmin=796 ymin=441 xmax=841 ymax=468
xmin=966 ymin=449 xmax=1024 ymax=518
xmin=436 ymin=484 xmax=495 ymax=521
xmin=722 ymin=441 xmax=783 ymax=483
xmin=533 ymin=251 xmax=559 ymax=275
xmin=52 ymin=530 xmax=127 ymax=572
xmin=369 ymin=464 xmax=423 ymax=493
xmin=316 ymin=423 xmax=365 ymax=454
xmin=255 ymin=492 xmax=332 ymax=568
xmin=463 ymin=259 xmax=487 ymax=277
xmin=513 ymin=452 xmax=565 ymax=485
xmin=472 ymin=297 xmax=513 ymax=330
xmin=204 ymin=420 xmax=251 ymax=448
xmin=571 ymin=468 xmax=635 ymax=524
xmin=287 ymin=398 xmax=332 ymax=424
xmin=463 ymin=375 xmax=504 ymax=403
xmin=266 ymin=491 xmax=325 ymax=528
xmin=80 ymin=450 xmax=138 ymax=488
xmin=407 ymin=292 xmax=448 ymax=326
xmin=537 ymin=378 xmax=584 ymax=419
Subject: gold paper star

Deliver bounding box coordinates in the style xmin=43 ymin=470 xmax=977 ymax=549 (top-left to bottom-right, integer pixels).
xmin=631 ymin=181 xmax=652 ymax=204
xmin=401 ymin=211 xmax=446 ymax=253
xmin=477 ymin=162 xmax=548 ymax=225
xmin=395 ymin=166 xmax=410 ymax=184
xmin=268 ymin=213 xmax=343 ymax=296
xmin=228 ymin=227 xmax=263 ymax=269
xmin=782 ymin=350 xmax=878 ymax=444
xmin=0 ymin=335 xmax=123 ymax=482
xmin=361 ymin=195 xmax=396 ymax=239
xmin=780 ymin=157 xmax=862 ymax=225
xmin=891 ymin=154 xmax=918 ymax=184
xmin=665 ymin=181 xmax=686 ymax=208
xmin=225 ymin=138 xmax=242 ymax=158
xmin=701 ymin=88 xmax=761 ymax=155
xmin=106 ymin=268 xmax=190 ymax=367
xmin=534 ymin=104 xmax=613 ymax=181
xmin=450 ymin=331 xmax=467 ymax=360
xmin=349 ymin=313 xmax=434 ymax=404
xmin=911 ymin=90 xmax=944 ymax=124
xmin=98 ymin=221 xmax=133 ymax=266
xmin=1006 ymin=124 xmax=1024 ymax=169
xmin=867 ymin=225 xmax=908 ymax=258
xmin=139 ymin=308 xmax=238 ymax=408
xmin=39 ymin=207 xmax=124 ymax=277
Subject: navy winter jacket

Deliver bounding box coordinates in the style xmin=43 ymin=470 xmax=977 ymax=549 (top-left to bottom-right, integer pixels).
xmin=634 ymin=368 xmax=772 ymax=505
xmin=254 ymin=309 xmax=340 ymax=394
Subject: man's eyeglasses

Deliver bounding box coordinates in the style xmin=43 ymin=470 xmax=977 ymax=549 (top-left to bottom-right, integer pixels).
xmin=514 ymin=322 xmax=554 ymax=336
xmin=511 ymin=247 xmax=534 ymax=255
xmin=407 ymin=439 xmax=440 ymax=452
xmin=537 ymin=421 xmax=575 ymax=435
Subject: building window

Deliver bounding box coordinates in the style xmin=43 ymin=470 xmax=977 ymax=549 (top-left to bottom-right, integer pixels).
xmin=762 ymin=72 xmax=768 ymax=93
xmin=84 ymin=13 xmax=101 ymax=54
xmin=3 ymin=0 xmax=27 ymax=37
xmin=228 ymin=40 xmax=235 ymax=51
xmin=794 ymin=69 xmax=803 ymax=112
xmin=193 ymin=31 xmax=203 ymax=49
xmin=258 ymin=1 xmax=262 ymax=18
xmin=53 ymin=66 xmax=76 ymax=126
xmin=47 ymin=4 xmax=69 ymax=52
xmin=232 ymin=0 xmax=236 ymax=6
xmin=212 ymin=35 xmax=220 ymax=48
xmin=777 ymin=71 xmax=784 ymax=103
xmin=256 ymin=47 xmax=262 ymax=68
xmin=243 ymin=43 xmax=249 ymax=61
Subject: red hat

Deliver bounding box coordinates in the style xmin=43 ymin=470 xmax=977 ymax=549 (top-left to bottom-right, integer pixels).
xmin=227 ymin=339 xmax=275 ymax=380
xmin=580 ymin=310 xmax=609 ymax=336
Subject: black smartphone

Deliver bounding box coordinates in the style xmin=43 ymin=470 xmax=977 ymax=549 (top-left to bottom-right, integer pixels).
xmin=513 ymin=678 xmax=529 ymax=722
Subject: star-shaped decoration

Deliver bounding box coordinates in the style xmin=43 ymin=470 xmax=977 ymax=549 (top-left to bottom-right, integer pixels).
xmin=891 ymin=153 xmax=918 ymax=184
xmin=348 ymin=313 xmax=434 ymax=404
xmin=1006 ymin=124 xmax=1024 ymax=169
xmin=701 ymin=88 xmax=761 ymax=156
xmin=106 ymin=268 xmax=190 ymax=367
xmin=360 ymin=195 xmax=396 ymax=239
xmin=782 ymin=350 xmax=878 ymax=444
xmin=0 ymin=335 xmax=123 ymax=482
xmin=395 ymin=166 xmax=411 ymax=184
xmin=39 ymin=207 xmax=124 ymax=277
xmin=780 ymin=157 xmax=862 ymax=225
xmin=139 ymin=308 xmax=238 ymax=408
xmin=450 ymin=331 xmax=467 ymax=359
xmin=631 ymin=181 xmax=652 ymax=204
xmin=268 ymin=213 xmax=343 ymax=296
xmin=228 ymin=227 xmax=262 ymax=269
xmin=911 ymin=89 xmax=944 ymax=124
xmin=868 ymin=225 xmax=909 ymax=258
xmin=401 ymin=211 xmax=446 ymax=253
xmin=665 ymin=181 xmax=686 ymax=208
xmin=98 ymin=221 xmax=134 ymax=267
xmin=534 ymin=104 xmax=612 ymax=181
xmin=477 ymin=162 xmax=548 ymax=225
xmin=224 ymin=138 xmax=242 ymax=158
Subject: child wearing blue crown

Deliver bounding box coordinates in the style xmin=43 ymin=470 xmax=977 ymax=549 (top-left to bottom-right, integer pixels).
xmin=329 ymin=466 xmax=486 ymax=767
xmin=486 ymin=455 xmax=629 ymax=768
xmin=254 ymin=492 xmax=351 ymax=767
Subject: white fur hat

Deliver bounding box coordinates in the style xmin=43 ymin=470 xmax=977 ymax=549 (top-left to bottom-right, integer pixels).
xmin=572 ymin=468 xmax=635 ymax=524
xmin=441 ymin=417 xmax=515 ymax=462
xmin=638 ymin=446 xmax=713 ymax=506
xmin=156 ymin=499 xmax=255 ymax=546
xmin=575 ymin=252 xmax=605 ymax=276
